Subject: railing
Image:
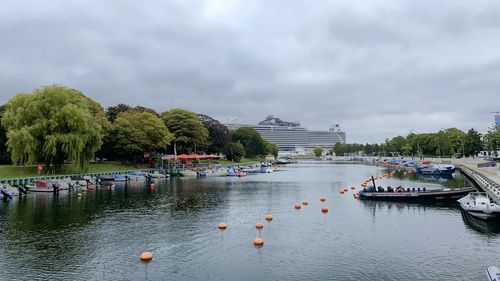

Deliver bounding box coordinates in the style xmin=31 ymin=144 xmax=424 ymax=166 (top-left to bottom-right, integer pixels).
xmin=458 ymin=165 xmax=500 ymax=203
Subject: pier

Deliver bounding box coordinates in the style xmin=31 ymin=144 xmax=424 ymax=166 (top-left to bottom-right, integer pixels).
xmin=458 ymin=164 xmax=500 ymax=203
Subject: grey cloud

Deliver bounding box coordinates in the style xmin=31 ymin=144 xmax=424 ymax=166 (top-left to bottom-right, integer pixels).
xmin=1 ymin=0 xmax=500 ymax=143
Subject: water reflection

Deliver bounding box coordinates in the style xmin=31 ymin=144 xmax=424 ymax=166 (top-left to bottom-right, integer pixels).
xmin=1 ymin=164 xmax=499 ymax=281
xmin=460 ymin=210 xmax=500 ymax=235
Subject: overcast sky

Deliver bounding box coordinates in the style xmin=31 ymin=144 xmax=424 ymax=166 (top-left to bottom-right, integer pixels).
xmin=1 ymin=0 xmax=499 ymax=143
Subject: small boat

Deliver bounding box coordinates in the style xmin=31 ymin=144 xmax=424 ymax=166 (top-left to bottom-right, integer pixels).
xmin=147 ymin=172 xmax=169 ymax=178
xmin=26 ymin=180 xmax=57 ymax=192
xmin=180 ymin=170 xmax=198 ymax=178
xmin=202 ymin=169 xmax=228 ymax=177
xmin=486 ymin=266 xmax=500 ymax=281
xmin=1 ymin=184 xmax=27 ymax=197
xmin=458 ymin=192 xmax=500 ymax=220
xmin=113 ymin=175 xmax=128 ymax=182
xmin=418 ymin=164 xmax=456 ymax=175
xmin=357 ymin=185 xmax=477 ymax=203
xmin=98 ymin=175 xmax=115 ymax=182
xmin=125 ymin=171 xmax=147 ymax=181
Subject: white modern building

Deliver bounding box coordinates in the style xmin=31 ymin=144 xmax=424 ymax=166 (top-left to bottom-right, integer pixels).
xmin=225 ymin=115 xmax=346 ymax=154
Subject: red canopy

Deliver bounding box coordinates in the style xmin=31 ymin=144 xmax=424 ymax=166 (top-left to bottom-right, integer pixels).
xmin=177 ymin=154 xmax=199 ymax=160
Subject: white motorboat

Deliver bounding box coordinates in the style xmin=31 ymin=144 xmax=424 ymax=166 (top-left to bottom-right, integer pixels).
xmin=147 ymin=172 xmax=169 ymax=178
xmin=486 ymin=266 xmax=500 ymax=281
xmin=458 ymin=192 xmax=500 ymax=220
xmin=1 ymin=184 xmax=27 ymax=197
xmin=180 ymin=170 xmax=198 ymax=177
xmin=26 ymin=180 xmax=56 ymax=192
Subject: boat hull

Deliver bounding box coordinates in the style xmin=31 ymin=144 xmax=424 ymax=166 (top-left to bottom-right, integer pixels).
xmin=358 ymin=187 xmax=476 ymax=203
xmin=464 ymin=210 xmax=500 ymax=220
xmin=458 ymin=193 xmax=500 ymax=220
xmin=486 ymin=266 xmax=500 ymax=281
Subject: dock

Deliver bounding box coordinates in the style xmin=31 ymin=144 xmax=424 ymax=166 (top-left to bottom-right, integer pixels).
xmin=458 ymin=164 xmax=500 ymax=203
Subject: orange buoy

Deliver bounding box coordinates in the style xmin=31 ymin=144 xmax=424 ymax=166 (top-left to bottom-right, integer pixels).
xmin=294 ymin=203 xmax=302 ymax=209
xmin=321 ymin=207 xmax=329 ymax=213
xmin=253 ymin=237 xmax=264 ymax=246
xmin=302 ymin=200 xmax=309 ymax=205
xmin=140 ymin=251 xmax=153 ymax=261
xmin=265 ymin=214 xmax=273 ymax=221
xmin=340 ymin=190 xmax=344 ymax=194
xmin=319 ymin=196 xmax=326 ymax=202
xmin=218 ymin=223 xmax=227 ymax=230
xmin=255 ymin=222 xmax=264 ymax=229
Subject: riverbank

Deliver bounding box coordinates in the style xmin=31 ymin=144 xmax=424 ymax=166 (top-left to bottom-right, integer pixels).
xmin=0 ymin=163 xmax=136 ymax=179
xmin=0 ymin=158 xmax=268 ymax=180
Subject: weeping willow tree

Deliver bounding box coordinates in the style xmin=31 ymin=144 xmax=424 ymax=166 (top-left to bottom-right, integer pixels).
xmin=1 ymin=85 xmax=107 ymax=170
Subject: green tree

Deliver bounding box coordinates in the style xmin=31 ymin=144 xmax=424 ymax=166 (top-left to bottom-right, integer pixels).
xmin=111 ymin=111 xmax=174 ymax=160
xmin=0 ymin=105 xmax=11 ymax=164
xmin=198 ymin=114 xmax=231 ymax=154
xmin=464 ymin=128 xmax=482 ymax=157
xmin=264 ymin=141 xmax=279 ymax=158
xmin=484 ymin=125 xmax=500 ymax=152
xmin=313 ymin=147 xmax=323 ymax=157
xmin=226 ymin=141 xmax=245 ymax=162
xmin=1 ymin=85 xmax=105 ymax=170
xmin=231 ymin=127 xmax=266 ymax=158
xmin=162 ymin=108 xmax=208 ymax=153
xmin=106 ymin=104 xmax=159 ymax=122
xmin=333 ymin=142 xmax=345 ymax=156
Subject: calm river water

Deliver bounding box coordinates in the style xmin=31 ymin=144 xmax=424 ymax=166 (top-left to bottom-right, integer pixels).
xmin=1 ymin=164 xmax=499 ymax=280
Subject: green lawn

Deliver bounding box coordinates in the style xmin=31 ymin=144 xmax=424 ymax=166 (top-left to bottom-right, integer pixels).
xmin=0 ymin=163 xmax=136 ymax=179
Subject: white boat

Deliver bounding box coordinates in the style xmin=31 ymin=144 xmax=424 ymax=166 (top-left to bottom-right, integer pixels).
xmin=26 ymin=180 xmax=56 ymax=192
xmin=180 ymin=170 xmax=198 ymax=177
xmin=203 ymin=169 xmax=228 ymax=177
xmin=147 ymin=172 xmax=169 ymax=178
xmin=1 ymin=184 xmax=27 ymax=197
xmin=458 ymin=192 xmax=500 ymax=220
xmin=125 ymin=172 xmax=147 ymax=181
xmin=486 ymin=266 xmax=500 ymax=281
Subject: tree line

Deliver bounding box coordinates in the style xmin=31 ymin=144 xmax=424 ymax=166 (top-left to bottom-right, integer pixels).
xmin=0 ymin=85 xmax=278 ymax=169
xmin=332 ymin=126 xmax=500 ymax=158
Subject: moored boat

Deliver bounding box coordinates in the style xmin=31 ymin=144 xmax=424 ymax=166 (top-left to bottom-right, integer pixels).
xmin=147 ymin=172 xmax=169 ymax=178
xmin=486 ymin=266 xmax=500 ymax=281
xmin=458 ymin=192 xmax=500 ymax=220
xmin=125 ymin=171 xmax=147 ymax=181
xmin=418 ymin=164 xmax=456 ymax=175
xmin=26 ymin=180 xmax=58 ymax=192
xmin=357 ymin=185 xmax=476 ymax=203
xmin=180 ymin=170 xmax=198 ymax=177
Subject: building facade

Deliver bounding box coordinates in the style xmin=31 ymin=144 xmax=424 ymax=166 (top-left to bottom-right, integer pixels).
xmin=225 ymin=115 xmax=346 ymax=154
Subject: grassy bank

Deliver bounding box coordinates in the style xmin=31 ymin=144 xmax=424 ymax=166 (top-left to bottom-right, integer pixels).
xmin=0 ymin=163 xmax=136 ymax=179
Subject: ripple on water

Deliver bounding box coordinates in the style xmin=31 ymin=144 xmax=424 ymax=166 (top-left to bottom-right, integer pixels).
xmin=1 ymin=164 xmax=499 ymax=280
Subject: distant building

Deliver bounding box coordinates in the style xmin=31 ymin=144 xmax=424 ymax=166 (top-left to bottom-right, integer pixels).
xmin=225 ymin=115 xmax=346 ymax=154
